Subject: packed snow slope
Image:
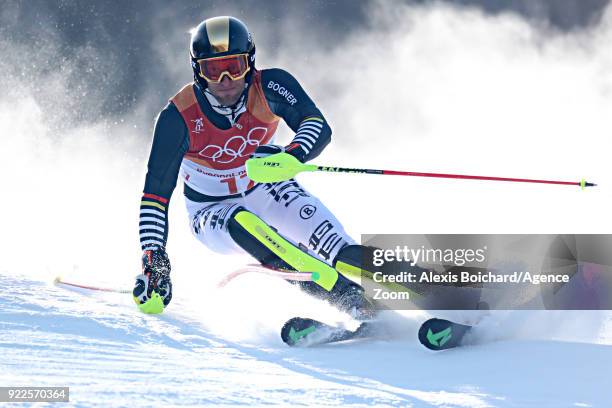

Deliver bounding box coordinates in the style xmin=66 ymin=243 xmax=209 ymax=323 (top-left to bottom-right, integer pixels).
xmin=2 ymin=273 xmax=612 ymax=407
xmin=2 ymin=2 xmax=612 ymax=407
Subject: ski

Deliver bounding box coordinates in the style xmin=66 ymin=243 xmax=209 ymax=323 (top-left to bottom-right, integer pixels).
xmin=281 ymin=317 xmax=372 ymax=347
xmin=418 ymin=318 xmax=473 ymax=351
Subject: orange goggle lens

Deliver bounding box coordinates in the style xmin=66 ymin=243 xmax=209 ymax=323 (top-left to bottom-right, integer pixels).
xmin=197 ymin=54 xmax=250 ymax=82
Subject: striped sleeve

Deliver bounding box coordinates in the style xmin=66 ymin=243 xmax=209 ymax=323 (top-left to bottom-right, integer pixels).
xmin=139 ymin=193 xmax=169 ymax=251
xmin=288 ymin=116 xmax=330 ymax=161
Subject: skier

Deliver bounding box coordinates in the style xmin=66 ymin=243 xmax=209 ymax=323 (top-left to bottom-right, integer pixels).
xmin=133 ymin=16 xmax=379 ymax=316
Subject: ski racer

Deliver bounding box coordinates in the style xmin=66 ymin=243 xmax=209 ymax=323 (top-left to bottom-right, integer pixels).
xmin=133 ymin=16 xmax=383 ymax=316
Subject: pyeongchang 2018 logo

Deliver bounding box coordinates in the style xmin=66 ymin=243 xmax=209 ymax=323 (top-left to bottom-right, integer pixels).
xmin=198 ymin=127 xmax=268 ymax=164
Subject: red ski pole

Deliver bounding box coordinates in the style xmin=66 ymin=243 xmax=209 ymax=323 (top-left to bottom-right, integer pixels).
xmin=246 ymin=155 xmax=596 ymax=189
xmin=54 ymin=276 xmax=131 ymax=294
xmin=314 ymin=166 xmax=596 ymax=189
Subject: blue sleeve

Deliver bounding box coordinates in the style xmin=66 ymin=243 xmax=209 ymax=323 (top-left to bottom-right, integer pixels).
xmin=139 ymin=103 xmax=189 ymax=251
xmin=260 ymin=68 xmax=331 ymax=162
xmin=143 ymin=103 xmax=189 ymax=197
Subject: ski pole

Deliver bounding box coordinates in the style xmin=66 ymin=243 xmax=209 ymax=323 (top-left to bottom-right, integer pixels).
xmin=246 ymin=153 xmax=596 ymax=189
xmin=217 ymin=264 xmax=315 ymax=288
xmin=313 ymin=167 xmax=595 ymax=189
xmin=54 ymin=276 xmax=131 ymax=294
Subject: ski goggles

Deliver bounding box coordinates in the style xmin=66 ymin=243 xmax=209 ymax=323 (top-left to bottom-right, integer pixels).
xmin=195 ymin=53 xmax=250 ymax=83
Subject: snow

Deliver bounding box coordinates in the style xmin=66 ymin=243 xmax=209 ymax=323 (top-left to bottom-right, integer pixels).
xmin=2 ymin=272 xmax=611 ymax=407
xmin=2 ymin=2 xmax=612 ymax=407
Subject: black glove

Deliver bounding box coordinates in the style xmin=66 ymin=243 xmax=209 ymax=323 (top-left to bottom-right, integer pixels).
xmin=133 ymin=248 xmax=173 ymax=308
xmin=251 ymin=143 xmax=306 ymax=162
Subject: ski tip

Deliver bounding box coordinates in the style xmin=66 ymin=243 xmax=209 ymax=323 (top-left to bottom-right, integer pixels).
xmin=281 ymin=317 xmax=323 ymax=347
xmin=418 ymin=318 xmax=472 ymax=351
xmin=418 ymin=318 xmax=442 ymax=350
xmin=281 ymin=317 xmax=308 ymax=347
xmin=280 ymin=320 xmax=295 ymax=346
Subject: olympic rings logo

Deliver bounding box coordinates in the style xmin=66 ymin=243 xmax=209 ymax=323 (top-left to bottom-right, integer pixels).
xmin=198 ymin=127 xmax=268 ymax=163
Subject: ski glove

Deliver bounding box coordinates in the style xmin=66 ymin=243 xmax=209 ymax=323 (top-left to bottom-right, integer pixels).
xmin=133 ymin=248 xmax=173 ymax=312
xmin=251 ymin=143 xmax=306 ymax=163
xmin=247 ymin=144 xmax=313 ymax=182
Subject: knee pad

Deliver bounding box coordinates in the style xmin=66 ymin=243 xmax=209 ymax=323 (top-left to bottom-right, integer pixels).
xmin=226 ymin=206 xmax=288 ymax=269
xmin=227 ymin=208 xmax=339 ymax=291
